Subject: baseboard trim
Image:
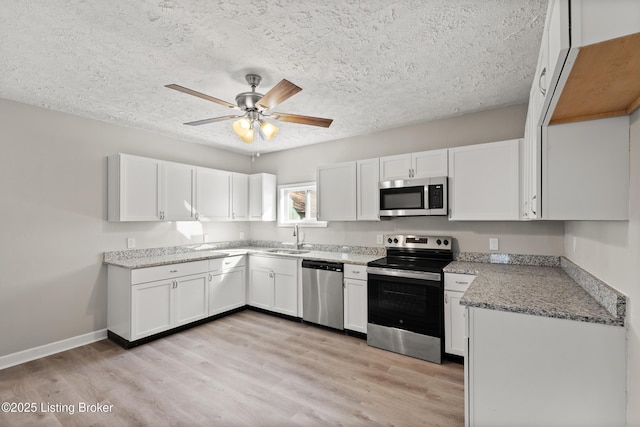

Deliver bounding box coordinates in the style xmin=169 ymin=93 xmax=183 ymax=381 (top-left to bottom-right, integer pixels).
xmin=0 ymin=329 xmax=108 ymax=371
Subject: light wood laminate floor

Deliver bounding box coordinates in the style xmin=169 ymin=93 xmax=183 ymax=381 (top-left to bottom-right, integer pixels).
xmin=0 ymin=310 xmax=464 ymax=426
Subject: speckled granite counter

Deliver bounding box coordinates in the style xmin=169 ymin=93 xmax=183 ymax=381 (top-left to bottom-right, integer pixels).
xmin=104 ymin=243 xmax=382 ymax=269
xmin=446 ymin=256 xmax=626 ymax=326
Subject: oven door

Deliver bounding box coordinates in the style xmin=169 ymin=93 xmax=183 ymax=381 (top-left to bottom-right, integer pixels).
xmin=367 ymin=268 xmax=443 ymax=337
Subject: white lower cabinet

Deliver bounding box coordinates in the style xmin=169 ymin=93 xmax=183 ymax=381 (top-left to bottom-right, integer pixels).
xmin=466 ymin=307 xmax=626 ymax=427
xmin=444 ymin=273 xmax=475 ymax=356
xmin=108 ymin=260 xmax=210 ymax=343
xmin=208 ymin=256 xmax=246 ymax=316
xmin=343 ymin=264 xmax=368 ymax=334
xmin=248 ymin=255 xmax=298 ymax=317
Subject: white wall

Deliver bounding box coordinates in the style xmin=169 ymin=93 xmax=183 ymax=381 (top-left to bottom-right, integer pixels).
xmin=251 ymin=104 xmax=565 ymax=254
xmin=564 ymin=109 xmax=640 ymax=426
xmin=0 ymin=98 xmax=251 ymax=357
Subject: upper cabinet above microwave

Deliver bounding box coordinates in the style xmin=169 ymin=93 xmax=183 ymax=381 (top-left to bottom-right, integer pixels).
xmin=535 ymin=0 xmax=640 ymax=127
xmin=379 ymin=149 xmax=448 ymax=180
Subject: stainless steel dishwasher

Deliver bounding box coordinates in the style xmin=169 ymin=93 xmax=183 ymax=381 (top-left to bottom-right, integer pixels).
xmin=302 ymin=259 xmax=344 ymax=330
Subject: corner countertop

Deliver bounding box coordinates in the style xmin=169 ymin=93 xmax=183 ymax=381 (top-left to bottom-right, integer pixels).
xmin=445 ymin=261 xmax=624 ymax=326
xmin=104 ymin=247 xmax=381 ymax=269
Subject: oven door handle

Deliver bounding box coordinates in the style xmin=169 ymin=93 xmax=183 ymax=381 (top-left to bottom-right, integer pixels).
xmin=366 ymin=267 xmax=441 ymax=282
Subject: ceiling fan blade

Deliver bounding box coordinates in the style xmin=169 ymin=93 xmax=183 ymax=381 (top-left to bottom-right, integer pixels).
xmin=256 ymin=79 xmax=302 ymax=110
xmin=184 ymin=115 xmax=242 ymax=126
xmin=166 ymin=84 xmax=239 ymax=110
xmin=271 ymin=112 xmax=333 ymax=128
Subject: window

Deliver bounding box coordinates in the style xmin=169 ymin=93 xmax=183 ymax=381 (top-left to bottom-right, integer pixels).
xmin=278 ymin=182 xmax=327 ymax=227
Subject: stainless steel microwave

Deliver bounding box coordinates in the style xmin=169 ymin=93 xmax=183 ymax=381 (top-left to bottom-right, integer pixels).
xmin=379 ymin=177 xmax=447 ymax=217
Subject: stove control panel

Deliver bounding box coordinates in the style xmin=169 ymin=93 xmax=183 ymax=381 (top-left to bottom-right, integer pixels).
xmin=384 ymin=234 xmax=452 ymax=250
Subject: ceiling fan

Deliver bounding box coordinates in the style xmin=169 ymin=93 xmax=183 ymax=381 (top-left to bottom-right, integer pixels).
xmin=165 ymin=74 xmax=333 ymax=143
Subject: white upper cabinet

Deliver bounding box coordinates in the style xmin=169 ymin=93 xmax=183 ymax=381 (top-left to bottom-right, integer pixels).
xmin=542 ymin=116 xmax=629 ymax=220
xmin=109 ymin=154 xmax=161 ymax=221
xmin=317 ymin=162 xmax=357 ymax=221
xmin=448 ymin=139 xmax=521 ymax=221
xmin=379 ymin=149 xmax=448 ymax=180
xmin=231 ymin=173 xmax=249 ymax=221
xmin=356 ymin=158 xmax=380 ymax=221
xmin=538 ymin=0 xmax=640 ymax=126
xmin=249 ymin=173 xmax=277 ymax=221
xmin=195 ymin=168 xmax=232 ymax=221
xmin=162 ymin=161 xmax=195 ymax=221
xmin=109 ymin=154 xmax=194 ymax=222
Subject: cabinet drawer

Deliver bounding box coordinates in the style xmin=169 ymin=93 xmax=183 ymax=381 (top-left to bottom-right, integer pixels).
xmin=444 ymin=273 xmax=476 ymax=292
xmin=344 ymin=264 xmax=367 ymax=280
xmin=131 ymin=260 xmax=208 ymax=285
xmin=209 ymin=255 xmax=246 ymax=272
xmin=250 ymin=255 xmax=297 ymax=275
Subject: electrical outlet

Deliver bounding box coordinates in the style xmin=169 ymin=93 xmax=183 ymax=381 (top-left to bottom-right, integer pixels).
xmin=203 ymin=234 xmax=209 ymax=243
xmin=376 ymin=234 xmax=383 ymax=244
xmin=127 ymin=237 xmax=136 ymax=249
xmin=489 ymin=238 xmax=499 ymax=251
xmin=239 ymin=231 xmax=245 ymax=240
xmin=572 ymin=236 xmax=577 ymax=253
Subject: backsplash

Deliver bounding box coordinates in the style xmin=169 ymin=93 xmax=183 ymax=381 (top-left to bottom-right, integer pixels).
xmin=104 ymin=240 xmax=386 ymax=263
xmin=455 ymin=252 xmax=561 ymax=267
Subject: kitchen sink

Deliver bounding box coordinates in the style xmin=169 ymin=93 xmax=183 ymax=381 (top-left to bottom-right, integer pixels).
xmin=264 ymin=248 xmax=310 ymax=255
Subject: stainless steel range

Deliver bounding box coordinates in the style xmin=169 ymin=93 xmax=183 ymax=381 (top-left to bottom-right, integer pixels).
xmin=366 ymin=234 xmax=453 ymax=364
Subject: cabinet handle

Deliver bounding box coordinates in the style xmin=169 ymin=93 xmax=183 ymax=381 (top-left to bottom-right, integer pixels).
xmin=172 ymin=280 xmax=177 ymax=288
xmin=195 ymin=212 xmax=199 ymax=220
xmin=169 ymin=270 xmax=178 ymax=273
xmin=352 ymin=270 xmax=360 ymax=274
xmin=232 ymin=212 xmax=235 ymax=220
xmin=538 ymin=67 xmax=547 ymax=96
xmin=445 ymin=294 xmax=448 ymax=304
xmin=531 ymin=195 xmax=537 ymax=215
xmin=208 ymin=274 xmax=212 ymax=281
xmin=455 ymin=281 xmax=469 ymax=285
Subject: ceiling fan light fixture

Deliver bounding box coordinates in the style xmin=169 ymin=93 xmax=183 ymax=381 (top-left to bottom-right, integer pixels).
xmin=232 ymin=117 xmax=251 ymax=135
xmin=259 ymin=120 xmax=279 ymax=140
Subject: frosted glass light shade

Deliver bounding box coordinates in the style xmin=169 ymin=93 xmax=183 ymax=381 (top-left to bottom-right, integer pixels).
xmin=260 ymin=121 xmax=279 ymax=140
xmin=239 ymin=128 xmax=254 ymax=143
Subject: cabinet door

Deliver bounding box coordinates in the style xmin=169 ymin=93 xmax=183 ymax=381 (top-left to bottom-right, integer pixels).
xmin=412 ymin=149 xmax=448 ymax=178
xmin=163 ymin=162 xmax=195 ymax=221
xmin=542 ymin=116 xmax=629 ymax=220
xmin=118 ymin=154 xmax=162 ymax=221
xmin=248 ymin=268 xmax=274 ymax=310
xmin=232 ymin=173 xmax=249 ymax=221
xmin=356 ymin=158 xmax=380 ymax=221
xmin=317 ymin=162 xmax=357 ymax=221
xmin=379 ymin=154 xmax=411 ymax=180
xmin=449 ymin=140 xmax=520 ymax=221
xmin=444 ymin=290 xmax=466 ymax=356
xmin=273 ymin=272 xmax=298 ymax=317
xmin=249 ymin=173 xmax=277 ymax=221
xmin=196 ymin=168 xmax=232 ymax=220
xmin=541 ymin=0 xmax=571 ymax=125
xmin=209 ymin=267 xmax=246 ymax=316
xmin=131 ymin=279 xmax=173 ymax=340
xmin=344 ymin=278 xmax=367 ymax=333
xmin=174 ymin=274 xmax=209 ymax=327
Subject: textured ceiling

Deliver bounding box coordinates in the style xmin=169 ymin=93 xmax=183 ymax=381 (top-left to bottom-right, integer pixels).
xmin=0 ymin=0 xmax=547 ymax=155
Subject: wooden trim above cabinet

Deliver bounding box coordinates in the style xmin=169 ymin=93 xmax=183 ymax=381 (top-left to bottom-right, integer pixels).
xmin=550 ymin=32 xmax=640 ymax=125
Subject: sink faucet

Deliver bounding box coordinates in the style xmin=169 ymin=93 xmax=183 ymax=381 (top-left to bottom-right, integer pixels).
xmin=293 ymin=224 xmax=302 ymax=249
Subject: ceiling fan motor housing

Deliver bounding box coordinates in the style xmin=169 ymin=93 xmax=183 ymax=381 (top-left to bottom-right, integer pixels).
xmin=235 ymin=91 xmax=263 ymax=111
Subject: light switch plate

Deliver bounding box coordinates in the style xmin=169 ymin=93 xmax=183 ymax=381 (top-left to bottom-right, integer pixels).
xmin=239 ymin=231 xmax=245 ymax=240
xmin=127 ymin=237 xmax=136 ymax=249
xmin=489 ymin=238 xmax=499 ymax=251
xmin=203 ymin=234 xmax=209 ymax=242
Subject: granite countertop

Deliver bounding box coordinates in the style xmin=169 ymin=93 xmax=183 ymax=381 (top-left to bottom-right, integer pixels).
xmin=445 ymin=261 xmax=624 ymax=326
xmin=104 ymin=246 xmax=380 ymax=269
